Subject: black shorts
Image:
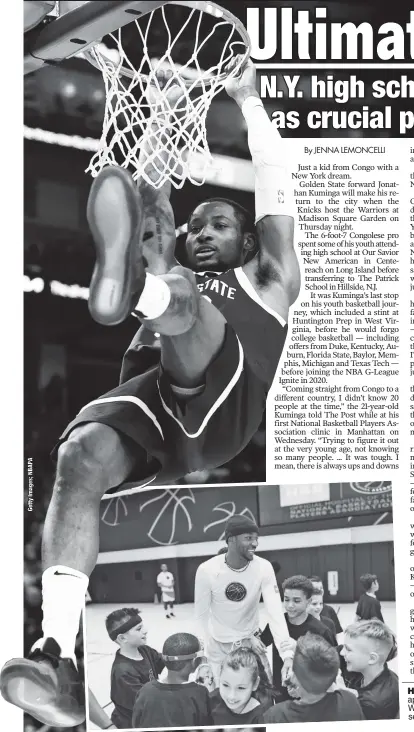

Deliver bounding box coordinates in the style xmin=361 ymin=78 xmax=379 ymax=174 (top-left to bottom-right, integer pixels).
xmin=54 ymin=326 xmax=267 ymax=496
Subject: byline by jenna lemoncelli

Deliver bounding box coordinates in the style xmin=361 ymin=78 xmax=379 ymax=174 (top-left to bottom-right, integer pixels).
xmin=27 ymin=457 xmax=34 ymax=512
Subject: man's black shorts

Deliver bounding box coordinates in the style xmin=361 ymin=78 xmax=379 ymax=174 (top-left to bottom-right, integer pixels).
xmin=54 ymin=326 xmax=267 ymax=495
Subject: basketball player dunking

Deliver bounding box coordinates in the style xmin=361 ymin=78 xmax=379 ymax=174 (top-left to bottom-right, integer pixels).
xmin=1 ymin=58 xmax=300 ymax=726
xmin=195 ymin=515 xmax=294 ymax=684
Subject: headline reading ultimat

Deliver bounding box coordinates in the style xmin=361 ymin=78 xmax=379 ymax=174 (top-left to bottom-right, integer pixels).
xmin=247 ymin=7 xmax=414 ymax=60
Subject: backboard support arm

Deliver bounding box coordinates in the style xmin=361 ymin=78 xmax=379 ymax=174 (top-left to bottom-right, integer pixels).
xmin=24 ymin=0 xmax=172 ymax=75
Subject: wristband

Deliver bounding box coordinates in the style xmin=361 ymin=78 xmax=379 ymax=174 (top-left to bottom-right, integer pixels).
xmin=135 ymin=272 xmax=171 ymax=320
xmin=240 ymin=97 xmax=295 ymax=221
xmin=241 ymin=95 xmax=265 ymax=118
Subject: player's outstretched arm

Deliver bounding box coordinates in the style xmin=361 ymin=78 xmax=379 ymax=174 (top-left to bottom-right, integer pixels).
xmin=225 ymin=59 xmax=301 ymax=317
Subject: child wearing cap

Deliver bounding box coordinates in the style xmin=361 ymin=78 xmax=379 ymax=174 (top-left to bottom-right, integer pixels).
xmin=264 ymin=633 xmax=364 ymax=723
xmin=105 ymin=608 xmax=164 ymax=729
xmin=131 ymin=632 xmax=213 ymax=728
xmin=195 ymin=514 xmax=293 ymax=686
xmin=341 ymin=619 xmax=399 ymax=719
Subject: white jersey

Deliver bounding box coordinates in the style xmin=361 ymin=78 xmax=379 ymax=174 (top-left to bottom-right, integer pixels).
xmin=157 ymin=571 xmax=175 ymax=602
xmin=194 ymin=554 xmax=289 ymax=653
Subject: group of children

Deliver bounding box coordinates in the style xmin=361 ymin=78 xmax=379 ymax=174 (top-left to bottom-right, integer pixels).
xmin=101 ymin=572 xmax=398 ymax=728
xmin=262 ymin=573 xmax=398 ymax=723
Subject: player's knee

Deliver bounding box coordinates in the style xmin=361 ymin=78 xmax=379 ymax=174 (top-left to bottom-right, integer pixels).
xmin=56 ymin=427 xmax=106 ymax=492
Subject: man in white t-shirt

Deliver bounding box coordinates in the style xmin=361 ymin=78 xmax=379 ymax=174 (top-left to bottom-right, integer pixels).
xmin=157 ymin=563 xmax=176 ymax=619
xmin=194 ymin=514 xmax=294 ymax=683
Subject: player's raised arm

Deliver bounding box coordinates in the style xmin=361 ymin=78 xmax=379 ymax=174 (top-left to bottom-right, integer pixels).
xmin=194 ymin=563 xmax=212 ymax=645
xmin=225 ymin=59 xmax=301 ymax=318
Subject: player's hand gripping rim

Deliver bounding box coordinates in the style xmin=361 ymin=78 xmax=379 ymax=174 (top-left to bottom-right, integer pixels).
xmin=224 ymin=54 xmax=258 ymax=105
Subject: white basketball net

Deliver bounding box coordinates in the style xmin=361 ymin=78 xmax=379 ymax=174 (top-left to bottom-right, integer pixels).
xmin=85 ymin=3 xmax=249 ymax=189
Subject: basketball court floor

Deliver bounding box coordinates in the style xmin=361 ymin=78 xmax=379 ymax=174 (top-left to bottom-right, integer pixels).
xmin=86 ymin=600 xmax=397 ymax=728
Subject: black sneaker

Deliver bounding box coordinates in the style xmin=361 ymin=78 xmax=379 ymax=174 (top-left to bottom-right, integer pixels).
xmin=87 ymin=166 xmax=146 ymax=326
xmin=170 ymin=612 xmax=175 ymax=617
xmin=0 ymin=638 xmax=85 ymax=727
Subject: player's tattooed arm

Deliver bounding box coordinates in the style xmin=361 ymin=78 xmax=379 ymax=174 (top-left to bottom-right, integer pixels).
xmin=139 ymin=184 xmax=179 ymax=275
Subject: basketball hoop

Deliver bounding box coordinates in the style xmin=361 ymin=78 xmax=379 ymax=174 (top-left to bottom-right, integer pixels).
xmin=82 ymin=1 xmax=250 ymax=189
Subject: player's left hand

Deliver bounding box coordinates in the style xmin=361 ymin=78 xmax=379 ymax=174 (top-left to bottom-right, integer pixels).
xmin=281 ymin=656 xmax=293 ymax=685
xmin=280 ymin=638 xmax=297 ymax=655
xmin=224 ymin=55 xmax=259 ymax=105
xmin=249 ymin=634 xmax=267 ymax=655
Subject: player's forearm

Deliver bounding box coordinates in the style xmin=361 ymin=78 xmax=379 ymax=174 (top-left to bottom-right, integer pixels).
xmin=236 ymin=92 xmax=283 ymax=165
xmin=269 ymin=615 xmax=293 ymax=660
xmin=262 ymin=586 xmax=292 ymax=660
xmin=240 ymin=98 xmax=296 ymax=222
xmin=137 ymin=182 xmax=178 ymax=273
xmin=194 ymin=575 xmax=211 ymax=642
xmin=195 ymin=615 xmax=209 ymax=649
xmin=194 ymin=599 xmax=210 ymax=637
xmin=88 ymin=688 xmax=114 ymax=729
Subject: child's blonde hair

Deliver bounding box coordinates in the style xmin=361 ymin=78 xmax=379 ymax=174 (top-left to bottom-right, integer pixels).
xmin=345 ymin=619 xmax=397 ymax=662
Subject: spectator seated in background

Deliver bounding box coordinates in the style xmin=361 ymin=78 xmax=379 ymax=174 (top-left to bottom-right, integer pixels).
xmin=341 ymin=619 xmax=399 ymax=720
xmin=356 ymin=574 xmax=384 ymax=621
xmin=264 ymin=633 xmax=364 ymax=723
xmin=131 ymin=633 xmax=213 ymax=728
xmin=106 ymin=608 xmax=164 ymax=729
